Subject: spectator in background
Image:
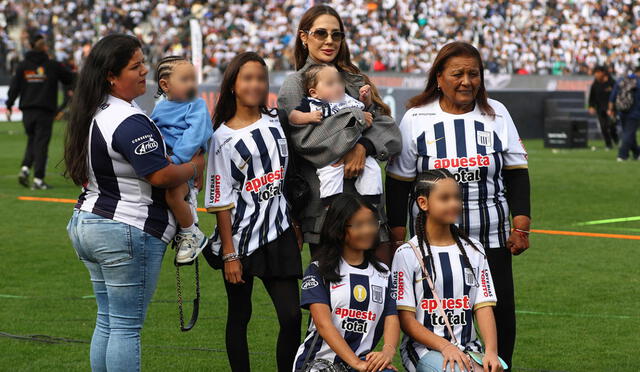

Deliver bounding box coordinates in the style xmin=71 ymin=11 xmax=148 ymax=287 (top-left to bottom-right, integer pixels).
xmin=6 ymin=33 xmax=73 ymax=190
xmin=609 ymin=65 xmax=640 ymax=161
xmin=588 ymin=65 xmax=618 ymax=150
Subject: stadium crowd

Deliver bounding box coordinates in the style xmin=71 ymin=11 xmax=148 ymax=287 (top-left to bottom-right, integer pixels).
xmin=1 ymin=0 xmax=640 ymax=78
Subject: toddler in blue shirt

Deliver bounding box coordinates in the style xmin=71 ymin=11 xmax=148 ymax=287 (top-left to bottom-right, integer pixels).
xmin=151 ymin=56 xmax=213 ymax=264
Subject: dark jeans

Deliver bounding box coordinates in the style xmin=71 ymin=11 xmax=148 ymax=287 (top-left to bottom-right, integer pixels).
xmin=21 ymin=108 xmax=55 ymax=179
xmin=485 ymin=245 xmax=516 ymax=372
xmin=596 ymin=111 xmax=619 ymax=148
xmin=618 ymin=116 xmax=640 ymax=160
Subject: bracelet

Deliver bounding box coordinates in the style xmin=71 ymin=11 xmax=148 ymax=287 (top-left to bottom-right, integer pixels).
xmin=222 ymin=252 xmax=239 ymax=262
xmin=189 ymin=161 xmax=198 ymax=180
xmin=513 ymin=228 xmax=530 ymax=235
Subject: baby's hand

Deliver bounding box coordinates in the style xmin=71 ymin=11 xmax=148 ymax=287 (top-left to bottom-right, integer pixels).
xmin=305 ymin=110 xmax=323 ymax=124
xmin=363 ymin=111 xmax=373 ymax=127
xmin=359 ymin=84 xmax=372 ymax=106
xmin=289 ymin=109 xmax=322 ymax=125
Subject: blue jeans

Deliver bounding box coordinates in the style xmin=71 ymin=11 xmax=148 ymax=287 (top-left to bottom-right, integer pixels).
xmin=67 ymin=210 xmax=167 ymax=372
xmin=618 ymin=116 xmax=640 ymax=160
xmin=416 ymin=351 xmax=464 ymax=372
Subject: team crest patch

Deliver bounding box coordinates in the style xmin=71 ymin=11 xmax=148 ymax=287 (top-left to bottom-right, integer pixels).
xmin=464 ymin=267 xmax=479 ymax=287
xmin=301 ymin=276 xmax=319 ymax=290
xmin=353 ymin=284 xmax=368 ymax=302
xmin=277 ymin=138 xmax=288 ymax=157
xmin=371 ymin=285 xmax=383 ymax=304
xmin=476 ymin=130 xmax=492 ymax=147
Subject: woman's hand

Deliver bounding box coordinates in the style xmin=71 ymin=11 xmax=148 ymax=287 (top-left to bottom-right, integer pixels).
xmin=334 ymin=143 xmax=366 ymax=179
xmin=507 ymin=215 xmax=530 ymax=255
xmin=224 ymin=259 xmax=244 ymax=284
xmin=441 ymin=343 xmax=472 ymax=372
xmin=190 ymin=151 xmax=205 ymax=174
xmin=365 ymin=347 xmax=396 ymax=372
xmin=482 ymin=351 xmax=504 ymax=372
xmin=507 ymin=231 xmax=528 ymax=255
xmin=363 ymin=111 xmax=373 ymax=127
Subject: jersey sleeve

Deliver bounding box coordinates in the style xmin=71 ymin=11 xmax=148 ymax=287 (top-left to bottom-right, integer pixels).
xmin=386 ymin=111 xmax=417 ymax=181
xmin=204 ymin=132 xmax=237 ymax=212
xmin=294 ymin=97 xmax=311 ymax=113
xmin=498 ymin=104 xmax=528 ymax=169
xmin=382 ymin=273 xmax=398 ymax=317
xmin=300 ymin=263 xmax=330 ymax=310
xmin=391 ymin=247 xmax=417 ymax=312
xmin=473 ymin=253 xmax=498 ymax=310
xmin=111 ymin=114 xmax=170 ymax=177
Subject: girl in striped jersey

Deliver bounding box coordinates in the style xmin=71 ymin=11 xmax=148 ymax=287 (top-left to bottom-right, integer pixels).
xmin=202 ymin=52 xmax=302 ymax=372
xmin=392 ymin=170 xmax=503 ymax=372
xmin=293 ymin=194 xmax=399 ymax=372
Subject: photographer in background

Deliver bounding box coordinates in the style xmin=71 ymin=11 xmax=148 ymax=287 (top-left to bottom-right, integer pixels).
xmin=588 ymin=65 xmax=618 ymax=150
xmin=6 ymin=33 xmax=74 ymax=190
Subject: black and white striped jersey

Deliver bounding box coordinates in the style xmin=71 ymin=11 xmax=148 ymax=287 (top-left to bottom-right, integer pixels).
xmin=391 ymin=235 xmax=497 ymax=372
xmin=75 ymin=95 xmax=176 ymax=243
xmin=386 ymin=99 xmax=528 ymax=249
xmin=204 ymin=112 xmax=290 ymax=256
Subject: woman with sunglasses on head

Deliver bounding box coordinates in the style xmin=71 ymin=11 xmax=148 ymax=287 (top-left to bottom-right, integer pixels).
xmin=203 ymin=52 xmax=302 ymax=372
xmin=278 ymin=4 xmax=402 ymax=265
xmin=293 ymin=193 xmax=400 ymax=372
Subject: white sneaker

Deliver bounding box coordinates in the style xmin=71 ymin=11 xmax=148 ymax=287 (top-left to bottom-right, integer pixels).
xmin=175 ymin=227 xmax=208 ymax=264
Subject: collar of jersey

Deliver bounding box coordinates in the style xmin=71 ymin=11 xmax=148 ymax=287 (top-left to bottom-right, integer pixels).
xmin=220 ymin=113 xmax=266 ymax=132
xmin=108 ymin=94 xmax=137 ymax=108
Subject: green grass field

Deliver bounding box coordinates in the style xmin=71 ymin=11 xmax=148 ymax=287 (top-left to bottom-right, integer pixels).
xmin=1 ymin=120 xmax=638 ymax=371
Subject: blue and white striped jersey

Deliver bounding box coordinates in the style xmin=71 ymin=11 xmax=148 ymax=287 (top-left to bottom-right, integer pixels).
xmin=76 ymin=95 xmax=176 ymax=243
xmin=204 ymin=112 xmax=290 ymax=256
xmin=386 ymin=98 xmax=528 ymax=249
xmin=391 ymin=235 xmax=497 ymax=372
xmin=293 ymin=260 xmax=397 ymax=371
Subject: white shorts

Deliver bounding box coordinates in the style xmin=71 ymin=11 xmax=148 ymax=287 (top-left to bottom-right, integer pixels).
xmin=316 ymin=157 xmax=382 ymax=199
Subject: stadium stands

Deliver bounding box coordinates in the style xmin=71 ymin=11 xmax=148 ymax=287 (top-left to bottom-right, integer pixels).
xmin=1 ymin=0 xmax=639 ymax=79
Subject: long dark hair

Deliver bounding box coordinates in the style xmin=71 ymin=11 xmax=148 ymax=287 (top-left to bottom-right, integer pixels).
xmin=212 ymin=52 xmax=274 ymax=130
xmin=413 ymin=170 xmax=482 ymax=284
xmin=316 ymin=193 xmax=387 ymax=282
xmin=407 ymin=41 xmax=495 ymax=117
xmin=64 ymin=34 xmax=142 ymax=185
xmin=293 ymin=5 xmax=391 ymax=116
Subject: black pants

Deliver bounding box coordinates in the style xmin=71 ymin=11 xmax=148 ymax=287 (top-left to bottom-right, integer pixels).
xmin=223 ymin=274 xmax=301 ymax=372
xmin=484 ymin=245 xmax=516 ymax=371
xmin=596 ymin=111 xmax=619 ymax=148
xmin=21 ymin=108 xmax=55 ymax=179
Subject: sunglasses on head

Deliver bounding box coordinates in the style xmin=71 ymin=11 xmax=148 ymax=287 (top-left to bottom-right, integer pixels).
xmin=305 ymin=28 xmax=345 ymax=42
